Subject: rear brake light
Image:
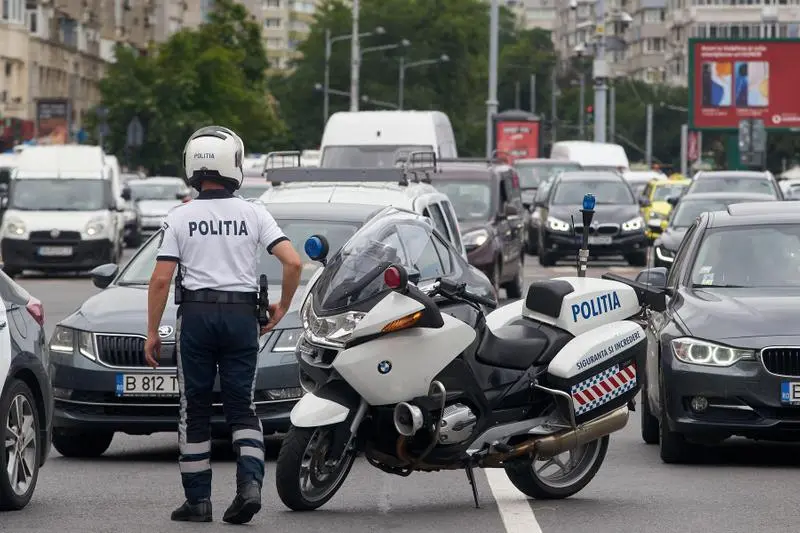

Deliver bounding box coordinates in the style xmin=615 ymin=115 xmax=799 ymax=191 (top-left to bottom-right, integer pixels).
xmin=26 ymin=298 xmax=44 ymax=327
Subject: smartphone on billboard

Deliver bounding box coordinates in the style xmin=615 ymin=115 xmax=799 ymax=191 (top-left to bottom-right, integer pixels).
xmin=701 ymin=63 xmax=712 ymax=107
xmin=735 ymin=62 xmax=749 ymax=107
xmin=701 ymin=62 xmax=732 ymax=107
xmin=745 ymin=61 xmax=769 ymax=107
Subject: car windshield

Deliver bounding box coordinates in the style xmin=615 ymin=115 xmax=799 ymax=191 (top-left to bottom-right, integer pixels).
xmin=433 ymin=181 xmax=493 ymax=221
xmin=691 ymin=177 xmax=776 ymax=196
xmin=670 ymin=200 xmax=731 ymax=228
xmin=653 ymin=183 xmax=688 ymax=201
xmin=515 ymin=163 xmax=580 ymax=189
xmin=312 ymin=207 xmax=443 ymax=312
xmin=690 ymin=225 xmax=800 ymax=288
xmin=321 ymin=145 xmax=432 ymax=168
xmin=9 ymin=178 xmax=107 ymax=211
xmin=115 ymin=217 xmax=362 ymax=285
xmin=129 ymin=181 xmax=186 ymax=200
xmin=552 ymin=180 xmax=634 ymax=205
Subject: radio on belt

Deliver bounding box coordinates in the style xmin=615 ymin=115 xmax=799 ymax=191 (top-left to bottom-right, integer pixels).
xmin=258 ymin=274 xmax=270 ymax=327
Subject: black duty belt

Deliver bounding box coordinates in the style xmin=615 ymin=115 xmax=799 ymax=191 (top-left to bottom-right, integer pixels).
xmin=181 ymin=289 xmax=258 ymax=305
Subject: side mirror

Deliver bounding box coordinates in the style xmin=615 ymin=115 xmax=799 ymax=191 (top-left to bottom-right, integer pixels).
xmin=175 ymin=191 xmax=188 ymax=200
xmin=667 ymin=196 xmax=680 ymax=207
xmin=635 ymin=267 xmax=668 ymax=288
xmin=89 ymin=263 xmax=119 ymax=289
xmin=304 ymin=235 xmax=330 ymax=265
xmin=639 ymin=197 xmax=651 ymax=207
xmin=120 ymin=188 xmax=131 ymax=201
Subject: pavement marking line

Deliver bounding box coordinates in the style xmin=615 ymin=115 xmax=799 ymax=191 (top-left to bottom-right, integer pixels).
xmin=484 ymin=468 xmax=543 ymax=533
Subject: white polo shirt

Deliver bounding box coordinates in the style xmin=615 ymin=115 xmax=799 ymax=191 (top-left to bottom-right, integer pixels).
xmin=156 ymin=189 xmax=287 ymax=292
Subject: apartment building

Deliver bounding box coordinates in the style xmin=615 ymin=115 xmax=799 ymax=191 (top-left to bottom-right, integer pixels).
xmin=260 ymin=0 xmax=318 ymax=70
xmin=665 ymin=0 xmax=800 ymax=86
xmin=517 ymin=0 xmax=558 ymax=31
xmin=625 ymin=0 xmax=667 ymax=83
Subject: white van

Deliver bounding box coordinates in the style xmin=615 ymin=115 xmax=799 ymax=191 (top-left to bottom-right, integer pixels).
xmin=550 ymin=141 xmax=630 ymax=172
xmin=319 ymin=111 xmax=458 ymax=168
xmin=0 ymin=145 xmax=125 ymax=277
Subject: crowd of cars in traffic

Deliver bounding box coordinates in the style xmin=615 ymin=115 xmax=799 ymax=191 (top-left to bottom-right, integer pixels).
xmin=1 ymin=111 xmax=800 ymax=512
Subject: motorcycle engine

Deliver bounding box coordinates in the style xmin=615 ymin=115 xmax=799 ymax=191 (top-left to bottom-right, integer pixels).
xmin=438 ymin=403 xmax=477 ymax=444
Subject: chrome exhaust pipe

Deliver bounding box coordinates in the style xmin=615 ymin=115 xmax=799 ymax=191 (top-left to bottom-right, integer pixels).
xmin=535 ymin=406 xmax=630 ymax=457
xmin=394 ymin=402 xmax=424 ymax=436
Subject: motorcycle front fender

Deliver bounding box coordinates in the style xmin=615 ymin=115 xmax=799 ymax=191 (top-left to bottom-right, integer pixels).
xmin=290 ymin=392 xmax=350 ymax=427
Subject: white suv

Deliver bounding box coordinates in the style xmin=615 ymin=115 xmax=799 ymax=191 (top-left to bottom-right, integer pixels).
xmin=259 ymin=152 xmax=467 ymax=258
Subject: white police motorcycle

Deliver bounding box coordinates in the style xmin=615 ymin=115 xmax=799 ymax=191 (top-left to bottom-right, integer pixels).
xmin=275 ymin=197 xmax=666 ymax=511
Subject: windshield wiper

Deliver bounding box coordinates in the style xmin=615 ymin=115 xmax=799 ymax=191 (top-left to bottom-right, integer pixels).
xmin=691 ymin=283 xmax=750 ymax=289
xmin=116 ymin=281 xmax=149 ymax=286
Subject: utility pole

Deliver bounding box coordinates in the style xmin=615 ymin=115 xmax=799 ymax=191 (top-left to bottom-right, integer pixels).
xmin=578 ymin=74 xmax=586 ymax=139
xmin=530 ymin=74 xmax=536 ymax=114
xmin=593 ymin=0 xmax=609 ymax=143
xmin=324 ymin=29 xmax=332 ymax=123
xmin=609 ymin=84 xmax=616 ymax=141
xmin=349 ymin=0 xmax=360 ymax=112
xmin=514 ymin=81 xmax=521 ymax=109
xmin=486 ymin=0 xmax=499 ymax=158
xmin=550 ymin=68 xmax=557 ymax=144
xmin=645 ymin=103 xmax=653 ymax=166
xmin=680 ymin=124 xmax=688 ymax=176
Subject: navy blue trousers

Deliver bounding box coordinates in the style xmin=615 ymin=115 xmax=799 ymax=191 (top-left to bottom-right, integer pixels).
xmin=175 ymin=303 xmax=265 ymax=503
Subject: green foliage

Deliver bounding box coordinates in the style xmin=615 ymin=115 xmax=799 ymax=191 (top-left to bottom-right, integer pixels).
xmin=88 ymin=0 xmax=286 ymax=174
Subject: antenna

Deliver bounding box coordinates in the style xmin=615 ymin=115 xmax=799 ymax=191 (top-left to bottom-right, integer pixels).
xmin=577 ymin=193 xmax=596 ymax=278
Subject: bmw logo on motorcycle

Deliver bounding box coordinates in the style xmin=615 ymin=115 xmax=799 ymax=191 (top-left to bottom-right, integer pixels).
xmin=377 ymin=360 xmax=392 ymax=374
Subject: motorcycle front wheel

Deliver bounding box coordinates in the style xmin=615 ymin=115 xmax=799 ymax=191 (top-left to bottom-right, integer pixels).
xmin=275 ymin=425 xmax=357 ymax=511
xmin=504 ymin=436 xmax=609 ymax=499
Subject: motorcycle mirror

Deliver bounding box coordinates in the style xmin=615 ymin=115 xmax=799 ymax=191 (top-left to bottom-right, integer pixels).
xmin=304 ymin=235 xmax=329 ymax=264
xmin=384 ymin=265 xmax=408 ymax=291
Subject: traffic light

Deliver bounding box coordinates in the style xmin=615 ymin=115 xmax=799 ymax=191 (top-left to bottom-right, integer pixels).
xmin=585 ymin=105 xmax=594 ymax=125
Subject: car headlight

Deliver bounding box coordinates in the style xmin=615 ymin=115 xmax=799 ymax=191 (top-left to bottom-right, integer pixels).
xmin=301 ymin=295 xmax=365 ymax=344
xmin=546 ymin=216 xmax=570 ymax=232
xmin=622 ymin=216 xmax=644 ymax=232
xmin=655 ymin=245 xmax=674 ymax=262
xmin=463 ymin=229 xmax=490 ymax=248
xmin=671 ymin=337 xmax=755 ymax=367
xmin=49 ymin=326 xmax=96 ymax=360
xmin=84 ymin=218 xmax=107 ymax=238
xmin=272 ymin=328 xmax=303 ymax=352
xmin=4 ymin=218 xmax=26 ymax=238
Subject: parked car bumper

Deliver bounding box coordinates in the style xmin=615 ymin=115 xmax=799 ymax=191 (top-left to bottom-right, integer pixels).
xmin=2 ymin=238 xmax=113 ymax=271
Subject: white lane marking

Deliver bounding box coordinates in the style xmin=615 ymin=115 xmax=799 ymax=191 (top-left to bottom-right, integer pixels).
xmin=485 ymin=468 xmax=543 ymax=533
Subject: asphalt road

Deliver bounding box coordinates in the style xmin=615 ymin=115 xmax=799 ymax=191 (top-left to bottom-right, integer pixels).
xmin=6 ymin=252 xmax=799 ymax=533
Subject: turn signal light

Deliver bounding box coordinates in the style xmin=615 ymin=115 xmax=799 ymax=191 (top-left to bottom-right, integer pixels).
xmin=381 ymin=311 xmax=422 ymax=333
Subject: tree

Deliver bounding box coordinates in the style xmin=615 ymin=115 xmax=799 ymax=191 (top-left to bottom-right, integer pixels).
xmin=89 ymin=0 xmax=286 ymax=174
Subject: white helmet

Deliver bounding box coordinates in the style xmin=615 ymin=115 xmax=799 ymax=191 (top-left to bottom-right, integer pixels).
xmin=182 ymin=125 xmax=245 ymax=191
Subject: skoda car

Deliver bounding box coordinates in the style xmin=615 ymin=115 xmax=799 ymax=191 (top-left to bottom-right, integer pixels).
xmin=638 ymin=202 xmax=800 ymax=463
xmin=684 ymin=170 xmax=784 ymax=199
xmin=48 ymin=202 xmax=391 ymax=457
xmin=534 ymin=171 xmax=648 ymax=266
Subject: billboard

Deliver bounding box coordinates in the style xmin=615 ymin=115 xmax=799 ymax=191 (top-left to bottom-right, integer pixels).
xmin=35 ymin=98 xmax=71 ymax=144
xmin=494 ymin=119 xmax=540 ymax=162
xmin=688 ymin=39 xmax=800 ymax=130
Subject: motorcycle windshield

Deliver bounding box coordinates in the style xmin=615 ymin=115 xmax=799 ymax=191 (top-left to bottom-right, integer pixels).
xmin=312 ymin=206 xmax=438 ymax=314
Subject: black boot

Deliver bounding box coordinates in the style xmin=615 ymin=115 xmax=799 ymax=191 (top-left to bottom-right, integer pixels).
xmin=170 ymin=499 xmax=212 ymax=522
xmin=223 ymin=481 xmax=261 ymax=524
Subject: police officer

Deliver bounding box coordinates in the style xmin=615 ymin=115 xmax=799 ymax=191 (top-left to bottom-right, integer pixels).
xmin=144 ymin=126 xmax=302 ymax=524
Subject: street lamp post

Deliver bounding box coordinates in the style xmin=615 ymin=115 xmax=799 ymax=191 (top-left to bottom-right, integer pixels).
xmin=361 ymin=95 xmax=399 ymax=109
xmin=324 ymin=26 xmax=385 ymax=123
xmin=398 ymin=54 xmax=449 ymax=110
xmin=487 ymin=0 xmax=499 ymax=158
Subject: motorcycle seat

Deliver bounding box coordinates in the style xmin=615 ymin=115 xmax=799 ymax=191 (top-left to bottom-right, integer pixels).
xmin=477 ymin=323 xmax=550 ymax=370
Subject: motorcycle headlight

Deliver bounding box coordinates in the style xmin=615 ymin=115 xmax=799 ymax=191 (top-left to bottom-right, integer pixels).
xmin=463 ymin=229 xmax=490 ymax=248
xmin=4 ymin=218 xmax=26 ymax=238
xmin=622 ymin=216 xmax=644 ymax=232
xmin=671 ymin=337 xmax=755 ymax=367
xmin=301 ymin=296 xmax=365 ymax=344
xmin=272 ymin=328 xmax=303 ymax=352
xmin=84 ymin=217 xmax=107 ymax=238
xmin=546 ymin=216 xmax=570 ymax=232
xmin=655 ymin=245 xmax=674 ymax=262
xmin=49 ymin=326 xmax=96 ymax=361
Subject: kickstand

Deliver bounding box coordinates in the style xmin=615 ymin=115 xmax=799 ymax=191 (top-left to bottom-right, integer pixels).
xmin=464 ymin=463 xmax=480 ymax=509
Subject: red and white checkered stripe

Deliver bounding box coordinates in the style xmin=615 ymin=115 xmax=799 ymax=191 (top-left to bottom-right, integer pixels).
xmin=572 ymin=364 xmax=636 ymax=407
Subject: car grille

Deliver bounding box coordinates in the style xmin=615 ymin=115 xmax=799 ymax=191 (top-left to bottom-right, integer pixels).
xmin=761 ymin=348 xmax=800 ymax=377
xmin=96 ymin=334 xmax=176 ymax=368
xmin=29 ymin=230 xmax=82 ymax=242
xmin=572 ymin=223 xmax=620 ymax=236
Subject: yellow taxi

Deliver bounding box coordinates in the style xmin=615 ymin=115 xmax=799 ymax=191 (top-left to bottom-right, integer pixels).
xmin=641 ymin=177 xmax=691 ymax=240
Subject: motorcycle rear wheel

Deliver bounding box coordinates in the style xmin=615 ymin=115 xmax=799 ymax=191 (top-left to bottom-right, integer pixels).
xmin=275 ymin=425 xmax=357 ymax=511
xmin=504 ymin=436 xmax=609 ymax=499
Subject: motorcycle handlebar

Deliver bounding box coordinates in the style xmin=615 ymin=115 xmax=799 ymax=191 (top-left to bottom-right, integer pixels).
xmin=435 ymin=279 xmax=498 ymax=309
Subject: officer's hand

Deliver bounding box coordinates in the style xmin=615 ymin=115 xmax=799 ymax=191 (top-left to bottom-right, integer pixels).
xmin=144 ymin=334 xmax=161 ymax=369
xmin=261 ymin=303 xmax=287 ymax=334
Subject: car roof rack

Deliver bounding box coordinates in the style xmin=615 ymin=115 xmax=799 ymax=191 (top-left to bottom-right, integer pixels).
xmin=437 ymin=153 xmax=510 ymax=166
xmin=264 ymin=150 xmax=436 ymax=186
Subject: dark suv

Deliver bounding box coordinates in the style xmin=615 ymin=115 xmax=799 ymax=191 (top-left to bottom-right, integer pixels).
xmin=432 ymin=159 xmax=526 ymax=298
xmin=534 ymin=170 xmax=649 ymax=266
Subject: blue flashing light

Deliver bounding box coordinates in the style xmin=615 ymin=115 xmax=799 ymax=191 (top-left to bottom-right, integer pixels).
xmin=304 ymin=236 xmax=324 ymax=259
xmin=582 ymin=193 xmax=596 ymax=211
